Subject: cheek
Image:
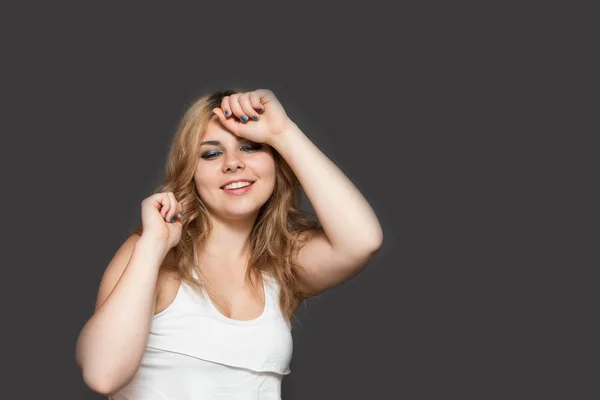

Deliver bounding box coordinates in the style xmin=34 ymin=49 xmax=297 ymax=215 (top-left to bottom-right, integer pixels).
xmin=193 ymin=167 xmax=217 ymax=194
xmin=252 ymin=154 xmax=276 ymax=176
xmin=263 ymin=161 xmax=276 ymax=177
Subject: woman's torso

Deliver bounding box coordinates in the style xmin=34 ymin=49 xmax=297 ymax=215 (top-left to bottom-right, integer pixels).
xmin=108 ymin=264 xmax=293 ymax=400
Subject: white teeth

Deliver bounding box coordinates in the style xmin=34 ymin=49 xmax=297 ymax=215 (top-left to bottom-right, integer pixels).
xmin=223 ymin=181 xmax=252 ymax=190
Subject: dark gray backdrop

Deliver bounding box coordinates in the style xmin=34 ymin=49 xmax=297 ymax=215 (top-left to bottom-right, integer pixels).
xmin=1 ymin=2 xmax=593 ymax=400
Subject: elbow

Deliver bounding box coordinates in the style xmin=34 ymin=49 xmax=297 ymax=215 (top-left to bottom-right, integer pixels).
xmin=342 ymin=238 xmax=383 ymax=261
xmin=82 ymin=365 xmax=136 ymax=396
xmin=76 ymin=339 xmax=136 ymax=396
xmin=373 ymin=226 xmax=384 ymax=251
xmin=363 ymin=223 xmax=384 ymax=254
xmin=76 ymin=343 xmax=114 ymax=395
xmin=369 ymin=236 xmax=383 ymax=253
xmin=82 ymin=365 xmax=135 ymax=396
xmin=363 ymin=234 xmax=384 ymax=256
xmin=82 ymin=368 xmax=116 ymax=397
xmin=79 ymin=360 xmax=128 ymax=397
xmin=346 ymin=227 xmax=384 ymax=257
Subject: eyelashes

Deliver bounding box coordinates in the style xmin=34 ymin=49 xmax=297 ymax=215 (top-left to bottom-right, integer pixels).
xmin=201 ymin=144 xmax=263 ymax=160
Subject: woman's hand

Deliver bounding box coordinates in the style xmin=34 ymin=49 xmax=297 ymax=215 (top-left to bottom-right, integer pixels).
xmin=140 ymin=192 xmax=183 ymax=250
xmin=211 ymin=89 xmax=295 ymax=145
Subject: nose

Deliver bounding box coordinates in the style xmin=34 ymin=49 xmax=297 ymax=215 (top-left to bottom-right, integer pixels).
xmin=222 ymin=152 xmax=245 ymax=172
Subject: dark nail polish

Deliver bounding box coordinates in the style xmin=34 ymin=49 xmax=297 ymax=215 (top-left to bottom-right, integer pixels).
xmin=170 ymin=216 xmax=175 ymax=222
xmin=225 ymin=110 xmax=229 ymax=116
xmin=241 ymin=115 xmax=248 ymax=122
xmin=253 ymin=116 xmax=259 ymax=121
xmin=179 ymin=211 xmax=183 ymax=216
xmin=258 ymin=108 xmax=264 ymax=113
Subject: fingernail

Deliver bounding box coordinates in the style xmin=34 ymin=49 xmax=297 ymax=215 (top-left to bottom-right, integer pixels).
xmin=253 ymin=116 xmax=259 ymax=121
xmin=225 ymin=110 xmax=229 ymax=116
xmin=241 ymin=115 xmax=248 ymax=122
xmin=179 ymin=211 xmax=183 ymax=216
xmin=258 ymin=108 xmax=264 ymax=113
xmin=170 ymin=216 xmax=175 ymax=222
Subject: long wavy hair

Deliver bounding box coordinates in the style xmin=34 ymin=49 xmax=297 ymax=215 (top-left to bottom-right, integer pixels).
xmin=127 ymin=88 xmax=319 ymax=323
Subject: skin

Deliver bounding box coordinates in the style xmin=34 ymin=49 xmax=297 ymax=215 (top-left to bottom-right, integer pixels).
xmin=193 ymin=116 xmax=276 ymax=276
xmin=200 ymin=88 xmax=383 ymax=296
xmin=75 ymin=89 xmax=383 ymax=396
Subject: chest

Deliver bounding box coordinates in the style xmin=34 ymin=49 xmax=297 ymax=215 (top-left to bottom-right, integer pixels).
xmin=154 ymin=268 xmax=266 ymax=321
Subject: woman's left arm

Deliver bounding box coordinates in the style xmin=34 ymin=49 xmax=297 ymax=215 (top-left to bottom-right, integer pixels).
xmin=212 ymin=89 xmax=383 ymax=297
xmin=268 ymin=121 xmax=384 ymax=297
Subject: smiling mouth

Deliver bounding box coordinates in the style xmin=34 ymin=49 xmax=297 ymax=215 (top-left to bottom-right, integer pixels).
xmin=220 ymin=182 xmax=255 ymax=190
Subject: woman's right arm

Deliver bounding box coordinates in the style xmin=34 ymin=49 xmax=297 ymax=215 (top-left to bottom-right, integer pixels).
xmin=75 ymin=234 xmax=169 ymax=396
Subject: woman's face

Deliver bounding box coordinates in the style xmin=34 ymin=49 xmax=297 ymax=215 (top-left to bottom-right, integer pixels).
xmin=194 ymin=117 xmax=276 ymax=221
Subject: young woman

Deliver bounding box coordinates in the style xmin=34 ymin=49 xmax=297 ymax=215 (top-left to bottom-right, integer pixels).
xmin=75 ymin=88 xmax=383 ymax=399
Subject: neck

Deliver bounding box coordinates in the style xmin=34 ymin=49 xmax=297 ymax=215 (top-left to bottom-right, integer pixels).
xmin=198 ymin=212 xmax=258 ymax=271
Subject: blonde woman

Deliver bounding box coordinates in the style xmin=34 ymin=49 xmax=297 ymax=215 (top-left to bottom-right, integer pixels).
xmin=75 ymin=88 xmax=383 ymax=399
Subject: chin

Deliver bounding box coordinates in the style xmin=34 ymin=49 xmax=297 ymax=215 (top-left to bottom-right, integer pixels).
xmin=204 ymin=183 xmax=273 ymax=218
xmin=226 ymin=200 xmax=265 ymax=214
xmin=218 ymin=208 xmax=261 ymax=222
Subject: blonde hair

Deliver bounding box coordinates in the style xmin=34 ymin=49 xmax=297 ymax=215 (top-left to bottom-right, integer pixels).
xmin=128 ymin=88 xmax=319 ymax=322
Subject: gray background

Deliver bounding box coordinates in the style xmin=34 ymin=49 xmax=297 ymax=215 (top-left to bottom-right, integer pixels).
xmin=1 ymin=2 xmax=594 ymax=399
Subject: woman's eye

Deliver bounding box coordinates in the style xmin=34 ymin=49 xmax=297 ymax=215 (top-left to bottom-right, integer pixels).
xmin=243 ymin=143 xmax=263 ymax=151
xmin=201 ymin=152 xmax=219 ymax=159
xmin=201 ymin=144 xmax=262 ymax=160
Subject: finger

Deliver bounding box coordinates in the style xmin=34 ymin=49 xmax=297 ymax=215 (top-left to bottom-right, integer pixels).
xmin=221 ymin=96 xmax=232 ymax=118
xmin=239 ymin=93 xmax=259 ymax=121
xmin=212 ymin=107 xmax=239 ymax=134
xmin=177 ymin=202 xmax=183 ymax=220
xmin=172 ymin=195 xmax=183 ymax=223
xmin=229 ymin=93 xmax=247 ymax=122
xmin=175 ymin=199 xmax=182 ymax=219
xmin=253 ymin=88 xmax=275 ymax=105
xmin=159 ymin=193 xmax=171 ymax=220
xmin=166 ymin=192 xmax=178 ymax=223
xmin=163 ymin=192 xmax=172 ymax=222
xmin=249 ymin=91 xmax=264 ymax=114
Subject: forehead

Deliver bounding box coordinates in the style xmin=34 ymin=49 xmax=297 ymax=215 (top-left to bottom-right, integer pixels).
xmin=202 ymin=118 xmax=224 ymax=138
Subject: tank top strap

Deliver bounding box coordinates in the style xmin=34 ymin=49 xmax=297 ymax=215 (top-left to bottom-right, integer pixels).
xmin=261 ymin=272 xmax=280 ymax=311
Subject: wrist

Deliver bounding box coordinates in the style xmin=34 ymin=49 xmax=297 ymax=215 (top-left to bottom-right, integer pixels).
xmin=267 ymin=120 xmax=302 ymax=149
xmin=138 ymin=235 xmax=170 ymax=257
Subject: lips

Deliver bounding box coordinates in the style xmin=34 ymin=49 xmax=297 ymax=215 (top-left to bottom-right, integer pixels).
xmin=220 ymin=179 xmax=255 ymax=189
xmin=221 ymin=181 xmax=255 ymax=195
xmin=221 ymin=182 xmax=254 ymax=190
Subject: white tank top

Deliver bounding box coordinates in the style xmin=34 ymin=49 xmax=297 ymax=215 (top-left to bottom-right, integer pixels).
xmin=109 ymin=271 xmax=293 ymax=400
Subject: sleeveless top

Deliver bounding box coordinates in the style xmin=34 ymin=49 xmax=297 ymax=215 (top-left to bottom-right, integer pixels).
xmin=108 ymin=270 xmax=293 ymax=400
